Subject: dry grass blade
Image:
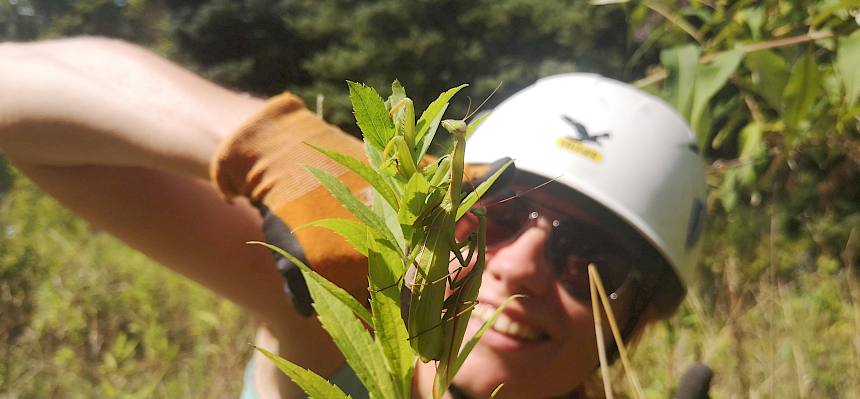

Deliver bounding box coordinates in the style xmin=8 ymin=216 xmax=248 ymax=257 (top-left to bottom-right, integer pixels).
xmin=590 ymin=267 xmax=614 ymax=399
xmin=589 ymin=264 xmax=645 ymax=399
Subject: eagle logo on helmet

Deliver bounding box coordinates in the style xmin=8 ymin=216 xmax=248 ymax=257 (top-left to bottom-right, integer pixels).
xmin=560 ymin=115 xmax=611 ymax=146
xmin=554 ymin=115 xmax=609 ymax=162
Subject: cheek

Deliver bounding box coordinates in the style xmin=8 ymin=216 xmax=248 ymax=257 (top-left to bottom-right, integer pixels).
xmin=555 ymin=286 xmax=601 ymax=359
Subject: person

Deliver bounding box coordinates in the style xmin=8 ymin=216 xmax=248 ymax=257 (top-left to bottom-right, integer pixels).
xmin=0 ymin=37 xmax=706 ymax=399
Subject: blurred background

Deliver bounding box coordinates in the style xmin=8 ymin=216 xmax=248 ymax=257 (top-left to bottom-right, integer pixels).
xmin=0 ymin=0 xmax=858 ymax=397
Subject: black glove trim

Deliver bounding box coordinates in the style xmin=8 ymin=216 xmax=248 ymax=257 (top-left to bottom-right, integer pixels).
xmin=255 ymin=203 xmax=314 ymax=317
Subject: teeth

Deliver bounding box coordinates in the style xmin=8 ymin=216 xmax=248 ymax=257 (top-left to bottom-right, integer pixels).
xmin=471 ymin=304 xmax=544 ymax=341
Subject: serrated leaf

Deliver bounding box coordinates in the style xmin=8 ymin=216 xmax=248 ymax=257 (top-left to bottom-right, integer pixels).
xmin=366 ymin=229 xmax=414 ymax=398
xmin=783 ymin=50 xmax=821 ymax=131
xmin=660 ymin=44 xmax=700 ymax=119
xmin=306 ymin=143 xmax=399 ymax=210
xmin=456 ymin=160 xmax=514 ymax=220
xmin=836 ymin=29 xmax=860 ymax=106
xmin=248 ymin=241 xmax=372 ymax=325
xmin=348 ymin=81 xmax=395 ymax=151
xmin=691 ymin=47 xmax=744 ymax=142
xmin=254 ymin=346 xmax=353 ymax=399
xmin=398 ymin=172 xmax=432 ymax=226
xmin=305 ymin=165 xmax=402 ymax=256
xmin=295 ymin=218 xmax=370 ymax=256
xmin=305 ymin=266 xmax=398 ymax=399
xmin=415 ymin=85 xmax=468 ymax=159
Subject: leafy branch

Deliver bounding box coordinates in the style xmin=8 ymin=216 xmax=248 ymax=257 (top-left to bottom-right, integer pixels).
xmin=253 ymin=81 xmax=513 ymax=398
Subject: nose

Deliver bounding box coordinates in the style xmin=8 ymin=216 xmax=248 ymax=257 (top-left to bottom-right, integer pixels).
xmin=485 ymin=217 xmax=555 ymax=296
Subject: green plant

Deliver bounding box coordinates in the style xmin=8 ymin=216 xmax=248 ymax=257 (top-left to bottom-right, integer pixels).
xmin=252 ymin=81 xmax=513 ymax=398
xmin=593 ymin=1 xmax=860 ymax=396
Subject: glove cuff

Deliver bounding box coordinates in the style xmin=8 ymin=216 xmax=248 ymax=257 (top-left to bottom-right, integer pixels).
xmin=210 ymin=91 xmax=365 ymax=208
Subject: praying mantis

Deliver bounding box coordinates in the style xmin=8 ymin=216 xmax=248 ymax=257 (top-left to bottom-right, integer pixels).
xmin=380 ymin=82 xmax=515 ymax=396
xmin=399 ymin=103 xmax=514 ymax=398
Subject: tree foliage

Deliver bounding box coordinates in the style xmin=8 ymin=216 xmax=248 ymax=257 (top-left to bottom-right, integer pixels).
xmin=162 ymin=0 xmax=641 ymax=129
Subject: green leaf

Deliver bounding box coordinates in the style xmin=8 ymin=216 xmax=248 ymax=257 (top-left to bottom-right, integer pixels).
xmin=691 ymin=47 xmax=744 ymax=143
xmin=306 ymin=143 xmax=399 ymax=210
xmin=365 ymin=140 xmax=384 ymax=170
xmin=398 ymin=172 xmax=432 ymax=226
xmin=387 ymin=135 xmax=418 ymax=179
xmin=450 ymin=295 xmax=523 ymax=378
xmin=428 ymin=156 xmax=452 ymax=188
xmin=456 ymin=159 xmax=514 ymax=220
xmin=348 ymin=81 xmax=395 ymax=151
xmin=737 ymin=122 xmax=763 ymax=187
xmin=254 ymin=346 xmax=352 ymax=399
xmin=660 ymin=44 xmax=700 ymax=119
xmin=415 ymin=85 xmax=468 ymax=159
xmin=836 ymin=29 xmax=860 ymax=106
xmin=718 ymin=170 xmax=738 ymax=212
xmin=248 ymin=241 xmax=372 ymax=325
xmin=740 ymin=6 xmax=764 ymax=40
xmin=305 ymin=264 xmax=398 ymax=399
xmin=374 ymin=187 xmax=407 ymax=254
xmin=366 ymin=230 xmax=414 ymax=398
xmin=305 ymin=165 xmax=402 ymax=256
xmin=295 ymin=218 xmax=370 ymax=256
xmin=744 ymin=50 xmax=789 ymax=110
xmin=783 ymin=50 xmax=822 ymax=131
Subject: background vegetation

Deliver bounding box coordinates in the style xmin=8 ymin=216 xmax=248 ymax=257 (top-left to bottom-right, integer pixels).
xmin=1 ymin=0 xmax=858 ymax=397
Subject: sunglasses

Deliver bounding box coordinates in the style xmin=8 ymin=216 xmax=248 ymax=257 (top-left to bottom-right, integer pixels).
xmin=455 ymin=191 xmax=638 ymax=303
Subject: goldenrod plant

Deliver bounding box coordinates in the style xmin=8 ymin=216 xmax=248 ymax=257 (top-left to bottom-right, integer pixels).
xmin=252 ymin=81 xmax=513 ymax=399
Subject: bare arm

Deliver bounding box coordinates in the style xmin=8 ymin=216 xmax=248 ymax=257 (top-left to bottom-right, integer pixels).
xmin=0 ymin=36 xmax=261 ymax=178
xmin=0 ymin=37 xmax=343 ymax=398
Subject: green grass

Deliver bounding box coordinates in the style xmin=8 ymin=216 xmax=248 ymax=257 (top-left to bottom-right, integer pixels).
xmin=1 ymin=169 xmax=858 ymax=398
xmin=0 ymin=175 xmax=253 ymax=398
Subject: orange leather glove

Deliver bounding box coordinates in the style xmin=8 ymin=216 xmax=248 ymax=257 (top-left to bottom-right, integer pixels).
xmin=211 ymin=92 xmax=516 ymax=317
xmin=211 ymin=92 xmax=370 ymax=316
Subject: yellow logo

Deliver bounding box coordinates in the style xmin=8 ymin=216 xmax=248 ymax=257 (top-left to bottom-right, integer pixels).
xmin=555 ymin=136 xmax=604 ymax=162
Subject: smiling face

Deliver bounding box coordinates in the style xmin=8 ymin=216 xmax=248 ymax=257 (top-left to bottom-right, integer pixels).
xmin=415 ymin=179 xmax=644 ymax=399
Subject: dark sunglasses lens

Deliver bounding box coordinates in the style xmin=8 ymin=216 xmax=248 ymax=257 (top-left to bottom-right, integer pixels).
xmin=483 ymin=197 xmax=531 ymax=247
xmin=454 ymin=212 xmax=479 ymax=242
xmin=455 ymin=195 xmax=529 ymax=245
xmin=548 ymin=224 xmax=631 ymax=301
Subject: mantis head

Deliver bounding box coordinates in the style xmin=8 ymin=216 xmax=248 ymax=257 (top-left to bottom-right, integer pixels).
xmin=441 ymin=119 xmax=468 ymax=137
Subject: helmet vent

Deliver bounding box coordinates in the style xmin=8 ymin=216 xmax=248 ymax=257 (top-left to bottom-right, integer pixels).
xmin=686 ymin=198 xmax=706 ymax=249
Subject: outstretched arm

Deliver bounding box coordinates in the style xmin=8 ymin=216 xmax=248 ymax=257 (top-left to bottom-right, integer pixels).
xmin=0 ymin=36 xmax=260 ymax=177
xmin=0 ymin=37 xmax=344 ymax=398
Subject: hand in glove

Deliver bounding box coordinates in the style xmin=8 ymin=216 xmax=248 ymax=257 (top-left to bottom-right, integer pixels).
xmin=211 ymin=92 xmax=516 ymax=317
xmin=211 ymin=92 xmax=371 ymax=316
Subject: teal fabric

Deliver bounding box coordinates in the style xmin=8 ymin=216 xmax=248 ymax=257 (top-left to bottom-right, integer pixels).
xmin=240 ymin=357 xmax=369 ymax=399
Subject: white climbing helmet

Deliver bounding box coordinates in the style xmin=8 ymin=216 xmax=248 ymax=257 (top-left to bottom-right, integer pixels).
xmin=465 ymin=73 xmax=707 ymax=290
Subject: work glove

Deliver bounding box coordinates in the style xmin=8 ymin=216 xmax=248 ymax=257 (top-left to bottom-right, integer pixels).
xmin=211 ymin=92 xmax=370 ymax=316
xmin=211 ymin=92 xmax=516 ymax=317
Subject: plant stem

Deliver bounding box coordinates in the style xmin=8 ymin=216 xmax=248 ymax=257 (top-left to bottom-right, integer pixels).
xmin=633 ymin=31 xmax=835 ymax=88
